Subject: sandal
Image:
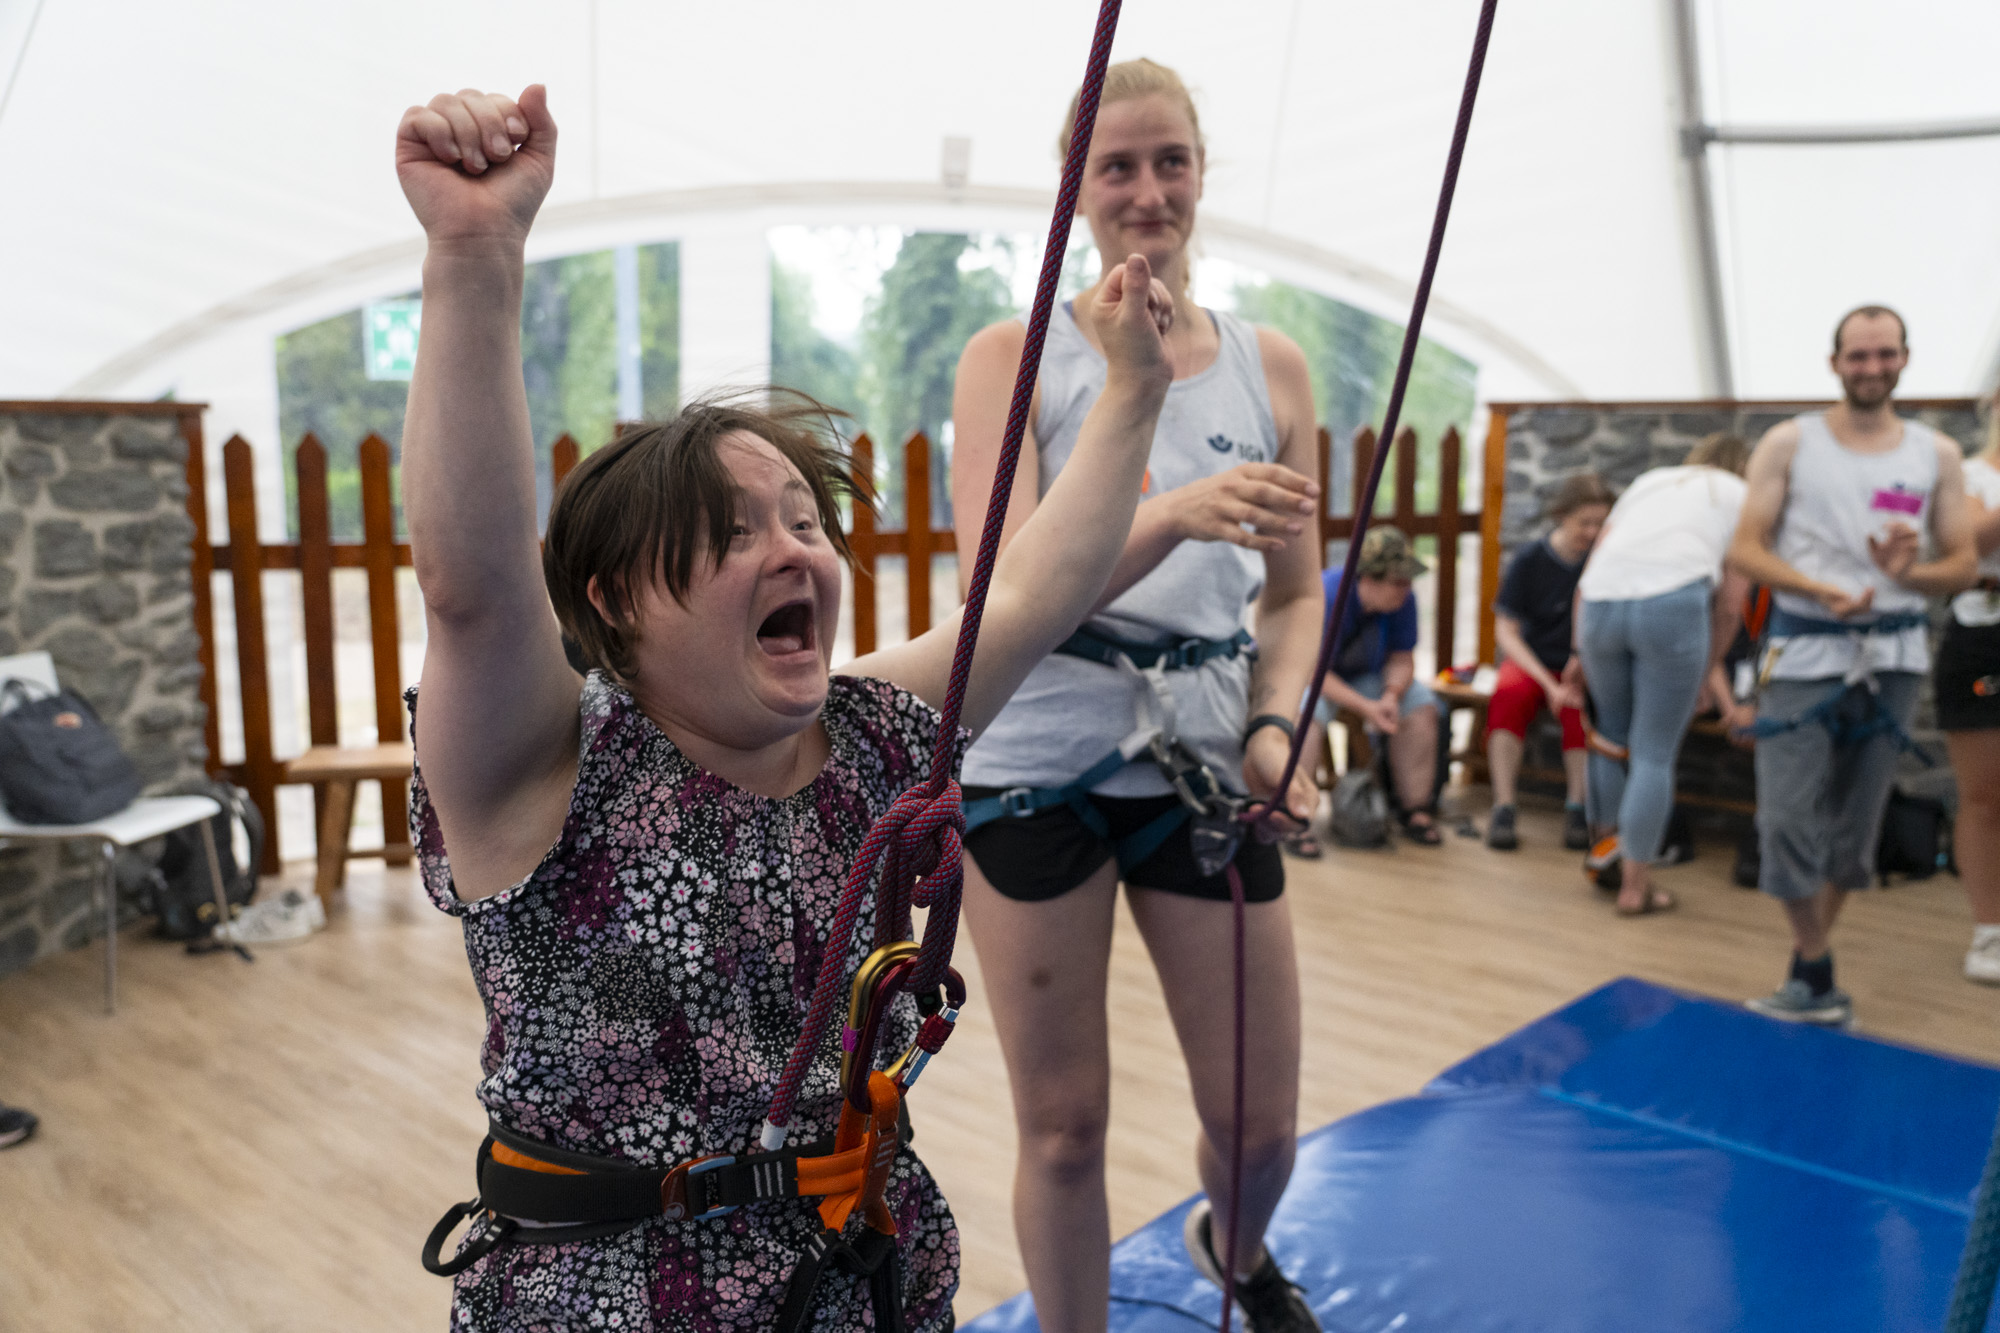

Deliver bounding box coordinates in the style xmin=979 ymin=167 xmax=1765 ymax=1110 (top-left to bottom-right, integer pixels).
xmin=1616 ymin=888 xmax=1677 ymax=916
xmin=1398 ymin=808 xmax=1444 ymax=846
xmin=1280 ymin=829 xmax=1324 ymax=859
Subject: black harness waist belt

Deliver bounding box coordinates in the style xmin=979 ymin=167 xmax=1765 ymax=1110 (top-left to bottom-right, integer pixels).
xmin=423 ymin=1109 xmax=915 ymax=1333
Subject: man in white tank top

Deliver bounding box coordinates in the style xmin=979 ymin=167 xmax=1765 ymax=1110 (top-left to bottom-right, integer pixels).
xmin=1727 ymin=306 xmax=1977 ymax=1027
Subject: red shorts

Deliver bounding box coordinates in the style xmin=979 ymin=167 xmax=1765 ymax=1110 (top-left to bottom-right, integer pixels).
xmin=1486 ymin=659 xmax=1586 ymax=750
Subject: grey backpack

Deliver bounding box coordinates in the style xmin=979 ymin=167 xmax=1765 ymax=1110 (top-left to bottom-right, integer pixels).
xmin=1328 ymin=769 xmax=1391 ymax=848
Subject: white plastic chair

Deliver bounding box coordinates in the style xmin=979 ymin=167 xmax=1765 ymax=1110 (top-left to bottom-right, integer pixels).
xmin=0 ymin=652 xmax=229 ymax=1013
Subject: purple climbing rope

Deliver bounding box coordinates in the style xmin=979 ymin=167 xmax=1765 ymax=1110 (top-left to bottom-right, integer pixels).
xmin=1208 ymin=10 xmax=1500 ymax=1329
xmin=763 ymin=0 xmax=1125 ymax=1146
xmin=1246 ymin=0 xmax=1501 ymax=834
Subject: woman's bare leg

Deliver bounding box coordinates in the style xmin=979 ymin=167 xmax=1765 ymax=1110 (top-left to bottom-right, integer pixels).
xmin=1126 ymin=886 xmax=1302 ymax=1275
xmin=962 ymin=852 xmax=1122 ymax=1333
xmin=1947 ymin=730 xmax=2000 ymax=925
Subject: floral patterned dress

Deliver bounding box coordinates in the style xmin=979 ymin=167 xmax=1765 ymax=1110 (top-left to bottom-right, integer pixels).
xmin=409 ymin=671 xmax=962 ymax=1332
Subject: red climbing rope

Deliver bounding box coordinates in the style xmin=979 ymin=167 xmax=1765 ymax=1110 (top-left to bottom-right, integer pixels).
xmin=763 ymin=0 xmax=1126 ymax=1146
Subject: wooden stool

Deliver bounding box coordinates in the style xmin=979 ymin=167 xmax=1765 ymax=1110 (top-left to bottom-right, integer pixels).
xmin=283 ymin=742 xmax=416 ymax=904
xmin=1432 ymin=679 xmax=1492 ymax=785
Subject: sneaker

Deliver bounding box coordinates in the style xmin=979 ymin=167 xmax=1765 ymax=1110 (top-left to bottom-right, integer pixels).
xmin=0 ymin=1103 xmax=38 ymax=1149
xmin=1562 ymin=805 xmax=1591 ymax=851
xmin=1967 ymin=929 xmax=2000 ymax=986
xmin=1485 ymin=805 xmax=1519 ymax=851
xmin=1746 ymin=979 xmax=1853 ymax=1027
xmin=1585 ymin=835 xmax=1622 ymax=891
xmin=1183 ymin=1200 xmax=1321 ymax=1333
xmin=213 ymin=889 xmax=325 ymax=946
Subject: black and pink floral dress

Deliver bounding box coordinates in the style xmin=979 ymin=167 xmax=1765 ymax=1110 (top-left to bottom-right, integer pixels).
xmin=409 ymin=671 xmax=962 ymax=1332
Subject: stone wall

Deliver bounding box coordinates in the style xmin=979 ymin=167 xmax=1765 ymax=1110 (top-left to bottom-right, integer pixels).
xmin=0 ymin=407 xmax=209 ymax=977
xmin=1497 ymin=399 xmax=1982 ymax=828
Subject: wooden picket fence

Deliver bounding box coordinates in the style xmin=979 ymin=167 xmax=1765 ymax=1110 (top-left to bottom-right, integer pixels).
xmin=196 ymin=424 xmax=1476 ymax=871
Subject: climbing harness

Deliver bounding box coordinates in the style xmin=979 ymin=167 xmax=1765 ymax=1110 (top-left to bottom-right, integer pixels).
xmin=422 ymin=942 xmax=963 ymax=1333
xmin=962 ymin=626 xmax=1253 ymax=875
xmin=1740 ymin=607 xmax=1933 ymax=759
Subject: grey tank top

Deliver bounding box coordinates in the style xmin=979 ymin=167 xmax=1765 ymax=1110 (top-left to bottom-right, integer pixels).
xmin=963 ymin=305 xmax=1277 ymax=796
xmin=1767 ymin=411 xmax=1938 ymax=679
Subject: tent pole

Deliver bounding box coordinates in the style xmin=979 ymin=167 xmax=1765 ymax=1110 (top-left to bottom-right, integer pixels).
xmin=1668 ymin=0 xmax=1735 ymax=398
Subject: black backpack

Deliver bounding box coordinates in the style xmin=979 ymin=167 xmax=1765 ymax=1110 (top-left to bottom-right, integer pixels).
xmin=148 ymin=780 xmax=264 ymax=940
xmin=0 ymin=679 xmax=143 ymax=823
xmin=1876 ymin=788 xmax=1953 ymax=884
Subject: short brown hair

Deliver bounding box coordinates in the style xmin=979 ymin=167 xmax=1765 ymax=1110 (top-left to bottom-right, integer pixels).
xmin=1832 ymin=304 xmax=1907 ymax=354
xmin=1685 ymin=431 xmax=1750 ymax=476
xmin=1547 ymin=472 xmax=1615 ymax=520
xmin=543 ymin=392 xmax=864 ymax=678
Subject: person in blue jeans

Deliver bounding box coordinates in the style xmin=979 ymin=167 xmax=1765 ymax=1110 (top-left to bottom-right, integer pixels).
xmin=1572 ymin=433 xmax=1753 ymax=915
xmin=1301 ymin=526 xmax=1443 ymax=848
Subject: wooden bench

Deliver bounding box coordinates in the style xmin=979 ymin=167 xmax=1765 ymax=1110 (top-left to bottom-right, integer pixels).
xmin=283 ymin=742 xmax=415 ymax=904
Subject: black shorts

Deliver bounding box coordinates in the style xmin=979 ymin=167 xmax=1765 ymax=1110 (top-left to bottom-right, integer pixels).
xmin=961 ymin=786 xmax=1285 ymax=903
xmin=1936 ymin=617 xmax=2000 ymax=732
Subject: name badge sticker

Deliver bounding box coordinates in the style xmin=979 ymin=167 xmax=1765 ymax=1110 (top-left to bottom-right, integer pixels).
xmin=1870 ymin=487 xmax=1925 ymax=517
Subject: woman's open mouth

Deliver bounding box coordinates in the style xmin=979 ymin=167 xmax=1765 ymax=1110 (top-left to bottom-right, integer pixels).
xmin=756 ymin=601 xmax=816 ymax=657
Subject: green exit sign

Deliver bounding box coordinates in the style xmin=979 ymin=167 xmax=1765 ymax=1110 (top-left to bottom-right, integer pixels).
xmin=364 ymin=301 xmax=422 ymax=380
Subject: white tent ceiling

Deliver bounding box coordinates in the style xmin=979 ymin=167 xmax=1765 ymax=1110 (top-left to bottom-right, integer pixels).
xmin=3 ymin=0 xmax=1999 ymax=439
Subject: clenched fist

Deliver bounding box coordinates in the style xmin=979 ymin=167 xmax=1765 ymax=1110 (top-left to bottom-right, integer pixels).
xmin=397 ymin=85 xmax=556 ymax=247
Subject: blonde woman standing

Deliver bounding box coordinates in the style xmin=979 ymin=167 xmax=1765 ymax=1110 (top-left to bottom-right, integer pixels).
xmin=951 ymin=59 xmax=1326 ymax=1333
xmin=1941 ymin=400 xmax=2000 ymax=982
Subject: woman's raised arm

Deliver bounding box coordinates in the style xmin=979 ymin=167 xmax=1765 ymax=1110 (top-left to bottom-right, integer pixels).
xmin=397 ymin=86 xmax=584 ymax=897
xmin=845 ymin=255 xmax=1173 ymax=735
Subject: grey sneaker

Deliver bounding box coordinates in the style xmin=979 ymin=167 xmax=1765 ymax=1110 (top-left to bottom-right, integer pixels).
xmin=1183 ymin=1200 xmax=1321 ymax=1333
xmin=1746 ymin=979 xmax=1853 ymax=1027
xmin=1562 ymin=805 xmax=1591 ymax=851
xmin=1485 ymin=805 xmax=1518 ymax=851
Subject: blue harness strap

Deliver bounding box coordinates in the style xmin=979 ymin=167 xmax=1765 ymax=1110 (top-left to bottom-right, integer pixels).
xmin=962 ymin=626 xmax=1252 ymax=873
xmin=1741 ymin=680 xmax=1916 ymax=752
xmin=1747 ymin=606 xmax=1933 ymax=759
xmin=1766 ymin=607 xmax=1929 ymax=638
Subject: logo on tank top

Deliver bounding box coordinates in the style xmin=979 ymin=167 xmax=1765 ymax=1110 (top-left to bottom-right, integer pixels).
xmin=1870 ymin=482 xmax=1925 ymax=517
xmin=1206 ymin=432 xmax=1267 ymax=463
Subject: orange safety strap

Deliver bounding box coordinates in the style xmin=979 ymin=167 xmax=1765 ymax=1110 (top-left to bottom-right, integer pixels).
xmin=817 ymin=1072 xmax=903 ymax=1234
xmin=491 ymin=1141 xmax=585 ymax=1175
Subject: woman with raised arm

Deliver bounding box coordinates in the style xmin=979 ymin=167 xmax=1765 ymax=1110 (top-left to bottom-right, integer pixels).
xmin=950 ymin=60 xmax=1325 ymax=1333
xmin=395 ymin=84 xmax=1176 ymax=1333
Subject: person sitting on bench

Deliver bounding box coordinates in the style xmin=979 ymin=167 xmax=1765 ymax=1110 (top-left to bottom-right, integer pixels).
xmin=1298 ymin=526 xmax=1443 ymax=850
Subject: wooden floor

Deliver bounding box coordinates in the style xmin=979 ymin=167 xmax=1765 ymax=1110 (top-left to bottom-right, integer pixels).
xmin=2 ymin=799 xmax=1995 ymax=1331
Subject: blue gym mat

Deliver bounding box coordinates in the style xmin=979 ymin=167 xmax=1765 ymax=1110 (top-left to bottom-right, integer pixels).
xmin=962 ymin=978 xmax=2000 ymax=1333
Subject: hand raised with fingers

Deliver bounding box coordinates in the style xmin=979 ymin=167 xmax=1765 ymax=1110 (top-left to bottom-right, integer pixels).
xmin=1166 ymin=462 xmax=1321 ymax=553
xmin=1085 ymin=253 xmax=1176 ymax=391
xmin=1867 ymin=520 xmax=1921 ymax=584
xmin=397 ymin=85 xmax=557 ymax=246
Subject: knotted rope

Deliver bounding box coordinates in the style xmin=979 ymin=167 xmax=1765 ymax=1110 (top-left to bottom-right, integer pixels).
xmin=763 ymin=0 xmax=1125 ymax=1146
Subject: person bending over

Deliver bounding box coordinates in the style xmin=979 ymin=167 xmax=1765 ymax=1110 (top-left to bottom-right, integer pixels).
xmin=1728 ymin=305 xmax=1975 ymax=1027
xmin=1484 ymin=473 xmax=1612 ymax=851
xmin=1571 ymin=433 xmax=1752 ymax=915
xmin=1939 ymin=393 xmax=2000 ymax=984
xmin=397 ymin=84 xmax=1178 ymax=1332
xmin=951 ymin=59 xmax=1324 ymax=1333
xmin=1298 ymin=526 xmax=1443 ymax=849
